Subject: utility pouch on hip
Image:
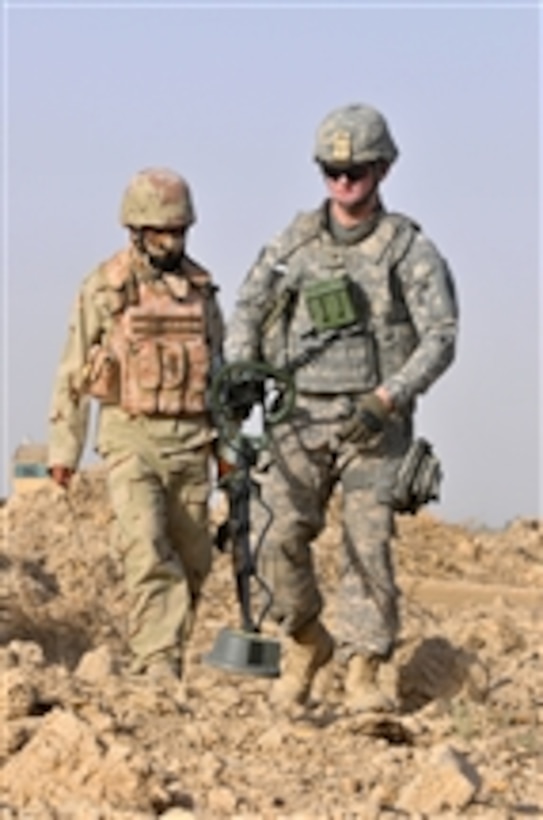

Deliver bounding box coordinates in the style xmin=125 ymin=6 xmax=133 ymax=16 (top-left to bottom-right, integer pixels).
xmin=391 ymin=437 xmax=442 ymax=514
xmin=303 ymin=275 xmax=359 ymax=332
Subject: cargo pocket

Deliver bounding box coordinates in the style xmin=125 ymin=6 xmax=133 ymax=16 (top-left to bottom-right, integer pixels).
xmin=177 ymin=483 xmax=212 ymax=587
xmin=182 ymin=482 xmax=210 ymax=528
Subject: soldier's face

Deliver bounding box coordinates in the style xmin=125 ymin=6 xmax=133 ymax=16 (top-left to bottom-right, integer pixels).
xmin=321 ymin=161 xmax=387 ymax=215
xmin=139 ymin=226 xmax=187 ymax=271
xmin=142 ymin=226 xmax=186 ymax=256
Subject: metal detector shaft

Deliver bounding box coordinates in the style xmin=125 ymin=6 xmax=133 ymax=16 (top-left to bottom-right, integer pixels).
xmin=211 ymin=360 xmax=296 ymax=636
xmin=231 ymin=480 xmax=254 ymax=632
xmin=205 ymin=360 xmax=296 ymax=678
xmin=226 ymin=437 xmax=259 ymax=633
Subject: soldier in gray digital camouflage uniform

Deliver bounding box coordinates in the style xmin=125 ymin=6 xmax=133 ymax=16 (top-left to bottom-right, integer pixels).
xmin=225 ymin=104 xmax=458 ymax=711
xmin=48 ymin=168 xmax=224 ymax=681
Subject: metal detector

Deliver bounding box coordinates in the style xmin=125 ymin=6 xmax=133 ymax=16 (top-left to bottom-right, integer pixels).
xmin=204 ymin=361 xmax=295 ymax=678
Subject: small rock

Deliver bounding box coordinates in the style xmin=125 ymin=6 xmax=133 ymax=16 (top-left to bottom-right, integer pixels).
xmin=206 ymin=785 xmax=238 ymax=814
xmin=256 ymin=724 xmax=285 ymax=749
xmin=456 ymin=537 xmax=480 ymax=561
xmin=75 ymin=645 xmax=119 ymax=682
xmin=0 ymin=717 xmax=40 ymax=759
xmin=0 ymin=667 xmax=38 ymax=719
xmin=396 ymin=743 xmax=481 ymax=814
xmin=7 ymin=640 xmax=45 ymax=669
xmin=196 ymin=750 xmax=224 ymax=785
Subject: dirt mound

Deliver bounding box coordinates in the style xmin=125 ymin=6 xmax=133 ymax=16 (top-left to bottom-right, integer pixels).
xmin=1 ymin=472 xmax=541 ymax=818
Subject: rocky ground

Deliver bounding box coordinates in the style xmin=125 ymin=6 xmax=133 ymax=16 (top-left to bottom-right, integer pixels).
xmin=0 ymin=470 xmax=541 ymax=819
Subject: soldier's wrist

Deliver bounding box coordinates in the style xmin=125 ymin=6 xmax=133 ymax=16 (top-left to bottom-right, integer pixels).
xmin=375 ymin=386 xmax=394 ymax=413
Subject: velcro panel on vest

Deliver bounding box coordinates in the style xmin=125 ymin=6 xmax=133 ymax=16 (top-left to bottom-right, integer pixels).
xmin=129 ymin=312 xmax=205 ymax=340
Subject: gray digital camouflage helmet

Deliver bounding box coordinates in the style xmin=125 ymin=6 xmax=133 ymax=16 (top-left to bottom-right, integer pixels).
xmin=314 ymin=104 xmax=399 ymax=167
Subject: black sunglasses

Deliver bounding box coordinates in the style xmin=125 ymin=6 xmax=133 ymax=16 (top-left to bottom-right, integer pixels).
xmin=320 ymin=163 xmax=374 ymax=182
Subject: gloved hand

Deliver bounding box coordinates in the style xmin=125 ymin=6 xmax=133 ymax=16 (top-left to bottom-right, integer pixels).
xmin=49 ymin=465 xmax=75 ymax=489
xmin=338 ymin=393 xmax=389 ymax=445
xmin=217 ymin=456 xmax=236 ymax=479
xmin=221 ymin=373 xmax=265 ymax=422
xmin=213 ymin=437 xmax=239 ymax=482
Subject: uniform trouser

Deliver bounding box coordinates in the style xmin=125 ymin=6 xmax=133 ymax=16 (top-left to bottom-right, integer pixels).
xmin=253 ymin=397 xmax=411 ymax=661
xmin=105 ymin=446 xmax=212 ymax=672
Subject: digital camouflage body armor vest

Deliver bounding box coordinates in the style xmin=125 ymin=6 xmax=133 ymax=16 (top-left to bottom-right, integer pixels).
xmin=84 ymin=249 xmax=212 ymax=416
xmin=262 ymin=211 xmax=419 ymax=395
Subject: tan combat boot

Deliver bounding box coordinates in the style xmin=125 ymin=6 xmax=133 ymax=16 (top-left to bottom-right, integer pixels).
xmin=344 ymin=654 xmax=395 ymax=713
xmin=137 ymin=650 xmax=183 ymax=683
xmin=146 ymin=658 xmax=180 ymax=682
xmin=271 ymin=618 xmax=334 ymax=709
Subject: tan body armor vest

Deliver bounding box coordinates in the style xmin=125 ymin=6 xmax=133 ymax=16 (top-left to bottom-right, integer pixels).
xmin=85 ymin=250 xmax=212 ymax=417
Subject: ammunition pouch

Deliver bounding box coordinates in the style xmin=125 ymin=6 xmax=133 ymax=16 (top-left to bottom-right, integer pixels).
xmin=303 ymin=275 xmax=359 ymax=333
xmin=391 ymin=438 xmax=442 ymax=514
xmin=84 ymin=344 xmax=120 ymax=404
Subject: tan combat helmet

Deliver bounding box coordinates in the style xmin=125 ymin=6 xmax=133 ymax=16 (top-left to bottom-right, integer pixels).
xmin=120 ymin=167 xmax=196 ymax=229
xmin=314 ymin=104 xmax=399 ymax=167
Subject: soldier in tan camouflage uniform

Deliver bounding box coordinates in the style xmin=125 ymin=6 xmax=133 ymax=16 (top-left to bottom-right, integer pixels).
xmin=48 ymin=168 xmax=224 ymax=680
xmin=225 ymin=104 xmax=458 ymax=711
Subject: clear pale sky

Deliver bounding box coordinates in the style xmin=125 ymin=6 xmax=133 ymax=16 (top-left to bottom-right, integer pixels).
xmin=1 ymin=1 xmax=540 ymax=528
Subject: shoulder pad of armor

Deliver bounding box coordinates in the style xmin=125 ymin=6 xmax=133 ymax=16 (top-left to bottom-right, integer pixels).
xmin=387 ymin=212 xmax=422 ymax=266
xmin=386 ymin=212 xmax=421 ymax=235
xmin=362 ymin=212 xmax=419 ymax=264
xmin=100 ymin=248 xmax=131 ymax=290
xmin=182 ymin=255 xmax=214 ymax=289
xmin=275 ymin=208 xmax=323 ymax=262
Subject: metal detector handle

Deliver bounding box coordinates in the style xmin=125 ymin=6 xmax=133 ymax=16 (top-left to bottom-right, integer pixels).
xmin=211 ymin=360 xmax=296 ymax=429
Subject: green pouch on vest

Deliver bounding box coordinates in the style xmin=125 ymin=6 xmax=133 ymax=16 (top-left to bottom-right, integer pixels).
xmin=303 ymin=275 xmax=359 ymax=332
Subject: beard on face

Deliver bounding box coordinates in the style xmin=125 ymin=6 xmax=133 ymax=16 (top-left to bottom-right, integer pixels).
xmin=147 ymin=248 xmax=184 ymax=272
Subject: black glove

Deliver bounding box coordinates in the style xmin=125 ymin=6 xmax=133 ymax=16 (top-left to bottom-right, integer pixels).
xmin=339 ymin=393 xmax=389 ymax=445
xmin=221 ymin=373 xmax=265 ymax=422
